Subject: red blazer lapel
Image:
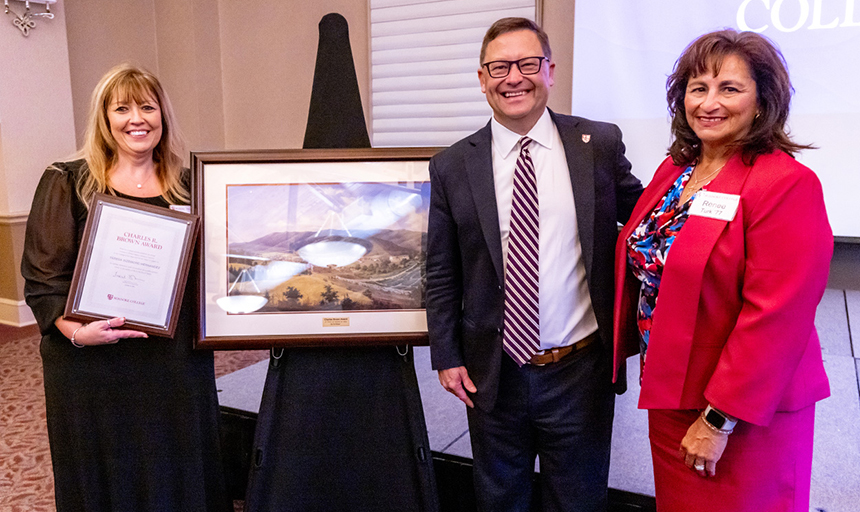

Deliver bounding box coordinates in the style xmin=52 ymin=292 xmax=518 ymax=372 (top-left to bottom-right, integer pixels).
xmin=613 ymin=157 xmax=685 ymax=381
xmin=639 ymin=153 xmax=753 ymax=407
xmin=622 ymin=159 xmax=685 ymax=242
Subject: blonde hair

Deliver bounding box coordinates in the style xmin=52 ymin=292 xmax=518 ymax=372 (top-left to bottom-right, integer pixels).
xmin=76 ymin=63 xmax=188 ymax=205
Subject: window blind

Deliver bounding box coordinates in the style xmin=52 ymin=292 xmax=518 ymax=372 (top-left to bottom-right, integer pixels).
xmin=370 ymin=0 xmax=537 ymax=147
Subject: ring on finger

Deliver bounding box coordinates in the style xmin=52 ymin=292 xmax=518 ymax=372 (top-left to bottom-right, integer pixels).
xmin=106 ymin=319 xmax=112 ymax=329
xmin=694 ymin=463 xmax=705 ymax=471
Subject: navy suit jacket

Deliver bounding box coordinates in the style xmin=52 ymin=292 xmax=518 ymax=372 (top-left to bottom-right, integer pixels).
xmin=425 ymin=110 xmax=643 ymax=411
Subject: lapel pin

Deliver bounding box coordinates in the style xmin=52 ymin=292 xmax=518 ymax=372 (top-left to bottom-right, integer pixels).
xmin=582 ymin=134 xmax=591 ymax=143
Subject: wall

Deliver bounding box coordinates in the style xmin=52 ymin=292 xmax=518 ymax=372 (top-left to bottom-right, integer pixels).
xmin=0 ymin=0 xmax=77 ymax=325
xmin=152 ymin=0 xmax=226 ymax=153
xmin=217 ymin=0 xmax=369 ymax=150
xmin=543 ymin=0 xmax=575 ymax=116
xmin=63 ymin=0 xmax=571 ymax=163
xmin=0 ymin=0 xmax=720 ymax=326
xmin=66 ymin=0 xmax=368 ymax=152
xmin=213 ymin=0 xmax=567 ymax=150
xmin=64 ymin=0 xmax=159 ymax=148
xmin=64 ymin=0 xmax=226 ymax=154
xmin=5 ymin=0 xmax=853 ymax=327
xmin=1 ymin=0 xmax=376 ymax=325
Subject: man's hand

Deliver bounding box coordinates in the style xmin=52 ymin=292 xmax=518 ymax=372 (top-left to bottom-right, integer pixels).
xmin=438 ymin=366 xmax=477 ymax=408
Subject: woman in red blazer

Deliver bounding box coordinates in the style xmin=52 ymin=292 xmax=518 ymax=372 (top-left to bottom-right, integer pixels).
xmin=613 ymin=30 xmax=832 ymax=511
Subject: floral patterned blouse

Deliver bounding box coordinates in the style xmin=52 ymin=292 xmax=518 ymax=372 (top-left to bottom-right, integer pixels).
xmin=626 ymin=166 xmax=696 ymax=357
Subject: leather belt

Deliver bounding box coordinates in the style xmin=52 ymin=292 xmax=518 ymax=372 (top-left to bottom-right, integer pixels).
xmin=528 ymin=332 xmax=597 ymax=366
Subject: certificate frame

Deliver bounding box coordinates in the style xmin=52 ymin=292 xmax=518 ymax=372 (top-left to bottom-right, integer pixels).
xmin=192 ymin=148 xmax=439 ymax=350
xmin=64 ymin=193 xmax=200 ymax=338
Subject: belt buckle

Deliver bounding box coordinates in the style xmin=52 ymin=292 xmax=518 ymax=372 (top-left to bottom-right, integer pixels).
xmin=530 ymin=349 xmax=547 ymax=366
xmin=528 ymin=334 xmax=593 ymax=366
xmin=530 ymin=347 xmax=560 ymax=366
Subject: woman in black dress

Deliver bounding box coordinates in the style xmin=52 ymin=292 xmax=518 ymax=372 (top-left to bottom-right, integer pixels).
xmin=21 ymin=64 xmax=230 ymax=512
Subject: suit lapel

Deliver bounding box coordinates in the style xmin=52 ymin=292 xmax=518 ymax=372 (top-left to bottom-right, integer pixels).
xmin=552 ymin=112 xmax=595 ymax=276
xmin=465 ymin=123 xmax=505 ymax=284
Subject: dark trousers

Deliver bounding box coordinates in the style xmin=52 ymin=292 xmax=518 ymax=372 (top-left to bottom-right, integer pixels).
xmin=466 ymin=344 xmax=615 ymax=512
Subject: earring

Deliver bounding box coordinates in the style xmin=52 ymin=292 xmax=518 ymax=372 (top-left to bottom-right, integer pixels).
xmin=755 ymin=111 xmax=761 ymax=119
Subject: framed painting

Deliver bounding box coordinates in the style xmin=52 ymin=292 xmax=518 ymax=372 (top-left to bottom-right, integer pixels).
xmin=192 ymin=148 xmax=439 ymax=349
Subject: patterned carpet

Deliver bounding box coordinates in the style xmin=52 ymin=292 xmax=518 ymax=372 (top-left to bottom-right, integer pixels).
xmin=0 ymin=323 xmax=267 ymax=511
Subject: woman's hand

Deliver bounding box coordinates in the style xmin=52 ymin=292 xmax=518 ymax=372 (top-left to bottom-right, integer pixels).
xmin=679 ymin=414 xmax=729 ymax=477
xmin=55 ymin=316 xmax=148 ymax=347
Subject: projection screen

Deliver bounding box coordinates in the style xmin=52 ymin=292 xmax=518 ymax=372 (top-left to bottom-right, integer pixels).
xmin=572 ymin=0 xmax=860 ymax=239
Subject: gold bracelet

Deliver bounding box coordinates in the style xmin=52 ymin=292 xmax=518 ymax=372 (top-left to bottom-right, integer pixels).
xmin=700 ymin=411 xmax=733 ymax=434
xmin=70 ymin=324 xmax=87 ymax=348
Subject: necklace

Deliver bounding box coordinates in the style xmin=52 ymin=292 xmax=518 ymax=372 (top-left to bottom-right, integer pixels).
xmin=690 ymin=164 xmax=723 ymax=186
xmin=109 ymin=169 xmax=156 ymax=194
xmin=680 ymin=163 xmax=724 ymax=203
xmin=134 ymin=172 xmax=155 ymax=189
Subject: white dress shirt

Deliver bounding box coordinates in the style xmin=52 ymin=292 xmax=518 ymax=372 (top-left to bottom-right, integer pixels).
xmin=491 ymin=109 xmax=598 ymax=350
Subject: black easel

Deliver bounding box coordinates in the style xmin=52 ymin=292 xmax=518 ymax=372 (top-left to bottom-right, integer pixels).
xmin=242 ymin=13 xmax=439 ymax=512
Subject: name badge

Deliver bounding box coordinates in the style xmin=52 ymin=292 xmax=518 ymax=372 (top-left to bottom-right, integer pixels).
xmin=689 ymin=191 xmax=740 ymax=221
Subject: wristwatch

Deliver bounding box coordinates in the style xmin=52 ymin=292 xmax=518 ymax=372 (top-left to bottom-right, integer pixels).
xmin=703 ymin=404 xmax=738 ymax=431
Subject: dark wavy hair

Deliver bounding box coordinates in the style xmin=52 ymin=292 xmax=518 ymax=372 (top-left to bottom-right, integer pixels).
xmin=480 ymin=17 xmax=551 ymax=64
xmin=666 ymin=29 xmax=813 ymax=166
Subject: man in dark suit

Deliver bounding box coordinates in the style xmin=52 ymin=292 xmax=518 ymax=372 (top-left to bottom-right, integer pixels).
xmin=425 ymin=17 xmax=643 ymax=511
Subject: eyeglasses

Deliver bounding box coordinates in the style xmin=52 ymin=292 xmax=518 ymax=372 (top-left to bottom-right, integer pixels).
xmin=482 ymin=56 xmax=548 ymax=79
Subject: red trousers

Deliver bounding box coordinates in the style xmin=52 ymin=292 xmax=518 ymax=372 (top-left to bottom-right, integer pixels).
xmin=648 ymin=405 xmax=815 ymax=512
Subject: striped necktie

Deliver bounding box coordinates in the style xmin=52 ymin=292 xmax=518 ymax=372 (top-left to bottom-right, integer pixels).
xmin=503 ymin=136 xmax=540 ymax=366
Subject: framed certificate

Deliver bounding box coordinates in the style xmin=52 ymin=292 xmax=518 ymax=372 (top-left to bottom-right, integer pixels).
xmin=64 ymin=193 xmax=199 ymax=337
xmin=193 ymin=148 xmax=439 ymax=349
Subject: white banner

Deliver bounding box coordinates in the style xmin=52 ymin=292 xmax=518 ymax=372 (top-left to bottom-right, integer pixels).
xmin=572 ymin=0 xmax=860 ymax=238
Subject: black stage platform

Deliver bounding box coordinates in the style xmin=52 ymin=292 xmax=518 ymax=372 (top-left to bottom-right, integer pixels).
xmin=217 ymin=352 xmax=657 ymax=511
